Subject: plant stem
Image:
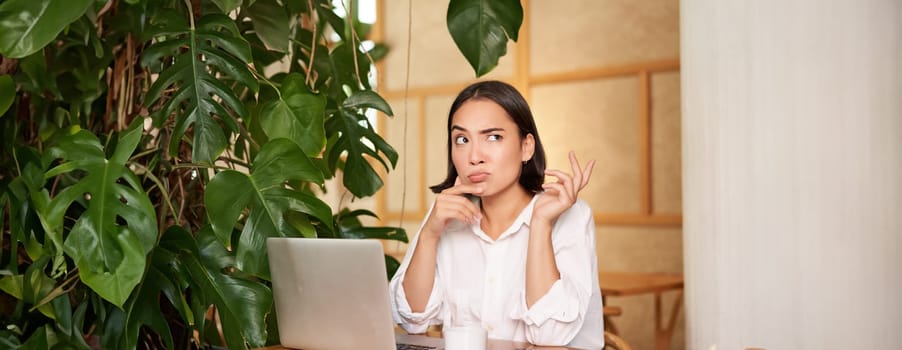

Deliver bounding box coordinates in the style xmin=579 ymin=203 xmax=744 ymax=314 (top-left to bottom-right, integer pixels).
xmin=343 ymin=0 xmax=364 ymax=88
xmin=184 ymin=0 xmax=196 ymax=29
xmin=131 ymin=162 xmax=178 ymax=228
xmin=305 ymin=0 xmax=318 ymax=88
xmin=30 ymin=269 xmax=80 ymax=312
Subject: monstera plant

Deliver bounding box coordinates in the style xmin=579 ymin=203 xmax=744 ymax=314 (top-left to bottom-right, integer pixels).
xmin=0 ymin=0 xmax=521 ymax=349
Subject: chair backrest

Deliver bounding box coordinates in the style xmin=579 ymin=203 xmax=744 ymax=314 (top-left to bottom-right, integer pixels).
xmin=603 ymin=330 xmax=633 ymax=350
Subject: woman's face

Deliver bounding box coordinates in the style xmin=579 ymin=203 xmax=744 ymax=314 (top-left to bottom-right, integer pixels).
xmin=450 ymin=99 xmax=534 ymax=197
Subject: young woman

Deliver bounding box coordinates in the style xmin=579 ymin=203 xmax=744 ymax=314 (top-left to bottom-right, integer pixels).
xmin=389 ymin=81 xmax=604 ymax=349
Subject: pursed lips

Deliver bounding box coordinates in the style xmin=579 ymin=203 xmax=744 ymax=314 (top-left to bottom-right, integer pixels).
xmin=467 ymin=172 xmax=489 ymax=183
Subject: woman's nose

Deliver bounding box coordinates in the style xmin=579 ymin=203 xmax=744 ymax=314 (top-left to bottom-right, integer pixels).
xmin=468 ymin=143 xmax=485 ymax=165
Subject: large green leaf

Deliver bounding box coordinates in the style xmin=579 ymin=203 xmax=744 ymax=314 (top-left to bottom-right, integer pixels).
xmin=243 ymin=23 xmax=287 ymax=71
xmin=0 ymin=75 xmax=13 ymax=117
xmin=53 ymin=16 xmax=112 ymax=118
xmin=18 ymin=51 xmax=61 ymax=99
xmin=36 ymin=122 xmax=157 ymax=308
xmin=47 ymin=297 xmax=91 ymax=349
xmin=334 ymin=209 xmax=407 ymax=242
xmin=342 ymin=89 xmax=394 ymax=116
xmin=142 ymin=13 xmax=258 ymax=164
xmin=247 ymin=0 xmax=290 ymax=52
xmin=205 ymin=139 xmax=332 ymax=277
xmin=329 ymin=209 xmax=407 ymax=279
xmin=326 ymin=110 xmax=398 ymax=197
xmin=314 ymin=1 xmax=347 ymax=42
xmin=0 ymin=0 xmax=93 ymax=58
xmin=101 ymin=244 xmax=185 ymax=350
xmin=291 ymin=28 xmax=334 ymax=89
xmin=329 ymin=42 xmax=372 ymax=90
xmin=0 ymin=258 xmax=56 ymax=319
xmin=446 ymin=0 xmax=522 ymax=77
xmin=206 ymin=170 xmax=254 ymax=244
xmin=19 ymin=325 xmax=50 ymax=350
xmin=385 ymin=255 xmax=401 ymax=282
xmin=3 ymin=148 xmax=46 ymax=268
xmin=159 ymin=226 xmax=272 ymax=349
xmin=260 ymin=73 xmax=327 ymax=157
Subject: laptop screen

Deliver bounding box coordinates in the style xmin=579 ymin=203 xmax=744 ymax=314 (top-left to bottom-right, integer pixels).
xmin=267 ymin=238 xmax=443 ymax=350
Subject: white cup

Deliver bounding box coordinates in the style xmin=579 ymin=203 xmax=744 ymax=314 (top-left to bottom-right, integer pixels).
xmin=443 ymin=325 xmax=487 ymax=350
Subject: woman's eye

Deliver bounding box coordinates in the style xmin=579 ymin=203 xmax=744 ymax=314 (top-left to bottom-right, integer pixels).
xmin=487 ymin=134 xmax=502 ymax=141
xmin=454 ymin=135 xmax=468 ymax=145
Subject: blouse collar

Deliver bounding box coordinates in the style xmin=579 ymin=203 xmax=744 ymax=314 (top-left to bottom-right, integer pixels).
xmin=470 ymin=194 xmax=539 ymax=242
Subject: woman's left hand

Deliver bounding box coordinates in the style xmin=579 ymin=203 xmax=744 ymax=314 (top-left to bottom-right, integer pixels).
xmin=533 ymin=151 xmax=596 ymax=226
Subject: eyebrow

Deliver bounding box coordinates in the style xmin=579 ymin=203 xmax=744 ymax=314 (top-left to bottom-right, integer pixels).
xmin=450 ymin=125 xmax=507 ymax=134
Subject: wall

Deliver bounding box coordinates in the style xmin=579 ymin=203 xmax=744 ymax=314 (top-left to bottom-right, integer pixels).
xmin=682 ymin=0 xmax=902 ymax=348
xmin=373 ymin=1 xmax=683 ymax=349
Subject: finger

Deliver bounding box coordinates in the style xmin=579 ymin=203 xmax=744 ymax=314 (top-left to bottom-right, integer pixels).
xmin=454 ymin=176 xmax=462 ymax=186
xmin=541 ymin=182 xmax=572 ymax=202
xmin=550 ymin=169 xmax=577 ymax=197
xmin=569 ymin=151 xmax=583 ymax=188
xmin=457 ymin=197 xmax=482 ymax=220
xmin=437 ymin=205 xmax=476 ymax=225
xmin=431 ymin=203 xmax=473 ymax=226
xmin=545 ymin=169 xmax=576 ymax=197
xmin=448 ymin=206 xmax=476 ymax=224
xmin=580 ymin=160 xmax=596 ymax=190
xmin=437 ymin=193 xmax=482 ymax=220
xmin=443 ymin=182 xmax=485 ymax=196
xmin=540 ymin=183 xmax=560 ymax=196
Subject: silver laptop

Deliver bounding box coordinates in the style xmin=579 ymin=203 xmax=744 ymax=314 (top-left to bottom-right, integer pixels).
xmin=267 ymin=237 xmax=445 ymax=350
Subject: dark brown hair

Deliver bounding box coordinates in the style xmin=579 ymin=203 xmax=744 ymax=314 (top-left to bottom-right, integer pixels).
xmin=429 ymin=81 xmax=546 ymax=193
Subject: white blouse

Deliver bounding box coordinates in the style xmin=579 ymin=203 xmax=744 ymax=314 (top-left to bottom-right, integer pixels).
xmin=389 ymin=195 xmax=605 ymax=349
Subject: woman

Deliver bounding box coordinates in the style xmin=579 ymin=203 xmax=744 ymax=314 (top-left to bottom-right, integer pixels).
xmin=389 ymin=81 xmax=604 ymax=349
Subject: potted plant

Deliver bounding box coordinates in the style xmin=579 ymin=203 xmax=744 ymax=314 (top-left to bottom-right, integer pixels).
xmin=0 ymin=0 xmax=522 ymax=348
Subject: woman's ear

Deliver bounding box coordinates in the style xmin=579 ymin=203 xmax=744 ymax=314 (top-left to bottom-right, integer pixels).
xmin=521 ymin=133 xmax=535 ymax=162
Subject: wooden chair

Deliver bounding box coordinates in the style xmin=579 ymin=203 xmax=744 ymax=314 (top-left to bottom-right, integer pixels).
xmin=603 ymin=305 xmax=631 ymax=350
xmin=603 ymin=330 xmax=633 ymax=350
xmin=603 ymin=305 xmax=623 ymax=334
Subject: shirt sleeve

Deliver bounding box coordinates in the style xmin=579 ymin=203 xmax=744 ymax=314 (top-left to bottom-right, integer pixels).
xmin=509 ymin=200 xmax=597 ymax=346
xmin=388 ymin=203 xmax=445 ymax=334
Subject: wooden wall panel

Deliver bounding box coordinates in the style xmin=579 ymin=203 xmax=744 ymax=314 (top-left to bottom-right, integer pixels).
xmin=383 ymin=98 xmax=422 ymax=213
xmin=651 ymin=71 xmax=683 ymax=214
xmin=532 ymin=77 xmax=642 ymax=213
xmin=529 ymin=0 xmax=680 ymax=75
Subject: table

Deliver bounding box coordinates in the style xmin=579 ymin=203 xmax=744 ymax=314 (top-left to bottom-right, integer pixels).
xmin=598 ymin=271 xmax=684 ymax=350
xmin=260 ymin=338 xmax=577 ymax=350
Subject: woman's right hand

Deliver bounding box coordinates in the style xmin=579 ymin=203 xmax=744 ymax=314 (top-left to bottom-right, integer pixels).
xmin=422 ymin=178 xmax=484 ymax=240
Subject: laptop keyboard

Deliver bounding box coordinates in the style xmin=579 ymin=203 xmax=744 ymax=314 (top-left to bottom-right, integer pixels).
xmin=396 ymin=344 xmax=437 ymax=350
